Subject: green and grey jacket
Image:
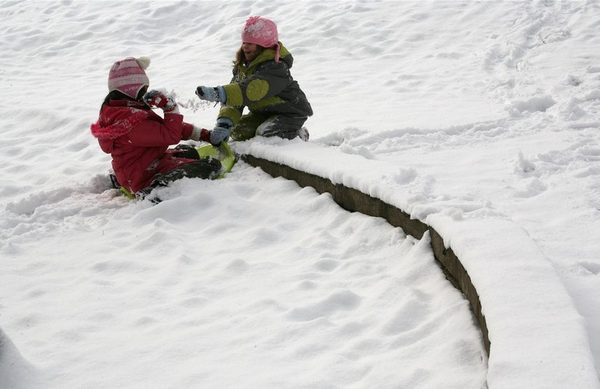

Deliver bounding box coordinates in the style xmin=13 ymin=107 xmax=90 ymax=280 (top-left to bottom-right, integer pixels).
xmin=218 ymin=42 xmax=313 ymax=125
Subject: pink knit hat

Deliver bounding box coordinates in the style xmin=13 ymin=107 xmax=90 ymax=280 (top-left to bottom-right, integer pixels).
xmin=107 ymin=57 xmax=150 ymax=99
xmin=242 ymin=16 xmax=280 ymax=62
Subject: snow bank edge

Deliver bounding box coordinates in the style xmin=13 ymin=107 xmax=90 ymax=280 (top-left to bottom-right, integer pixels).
xmin=242 ymin=154 xmax=490 ymax=348
xmin=241 ymin=152 xmax=600 ymax=389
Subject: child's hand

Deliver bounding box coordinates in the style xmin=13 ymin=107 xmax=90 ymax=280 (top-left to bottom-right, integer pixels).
xmin=195 ymin=86 xmax=226 ymax=104
xmin=209 ymin=118 xmax=233 ymax=146
xmin=143 ymin=90 xmax=178 ymax=113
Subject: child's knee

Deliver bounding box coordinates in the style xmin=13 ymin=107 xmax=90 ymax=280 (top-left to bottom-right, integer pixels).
xmin=256 ymin=115 xmax=307 ymax=140
xmin=231 ymin=124 xmax=256 ymax=141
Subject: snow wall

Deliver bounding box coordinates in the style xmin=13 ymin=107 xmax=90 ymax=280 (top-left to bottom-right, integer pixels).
xmin=242 ymin=154 xmax=490 ymax=349
xmin=242 ymin=152 xmax=600 ymax=389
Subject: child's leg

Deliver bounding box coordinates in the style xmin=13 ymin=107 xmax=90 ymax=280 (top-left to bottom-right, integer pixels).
xmin=154 ymin=158 xmax=222 ymax=184
xmin=256 ymin=115 xmax=308 ymax=140
xmin=169 ymin=144 xmax=200 ymax=159
xmin=230 ymin=112 xmax=268 ymax=141
xmin=136 ymin=158 xmax=222 ymax=200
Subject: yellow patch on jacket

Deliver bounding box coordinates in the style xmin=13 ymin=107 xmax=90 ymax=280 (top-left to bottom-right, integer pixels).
xmin=246 ymin=79 xmax=270 ymax=101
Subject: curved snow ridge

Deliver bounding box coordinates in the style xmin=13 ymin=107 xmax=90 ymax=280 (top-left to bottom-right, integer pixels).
xmin=239 ymin=139 xmax=600 ymax=389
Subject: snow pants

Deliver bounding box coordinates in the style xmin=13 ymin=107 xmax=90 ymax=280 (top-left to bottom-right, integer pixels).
xmin=230 ymin=113 xmax=309 ymax=141
xmin=136 ymin=145 xmax=222 ymax=200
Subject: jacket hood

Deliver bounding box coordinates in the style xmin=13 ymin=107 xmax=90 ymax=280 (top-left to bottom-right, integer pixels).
xmin=248 ymin=42 xmax=293 ymax=71
xmin=90 ymin=105 xmax=149 ymax=153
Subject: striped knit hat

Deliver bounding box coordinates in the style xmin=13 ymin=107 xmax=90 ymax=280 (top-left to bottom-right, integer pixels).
xmin=107 ymin=57 xmax=150 ymax=99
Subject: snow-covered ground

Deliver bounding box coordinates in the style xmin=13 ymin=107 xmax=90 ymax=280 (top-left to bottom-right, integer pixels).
xmin=1 ymin=1 xmax=600 ymax=388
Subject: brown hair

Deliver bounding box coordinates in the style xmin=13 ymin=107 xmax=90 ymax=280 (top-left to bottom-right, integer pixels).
xmin=234 ymin=45 xmax=265 ymax=67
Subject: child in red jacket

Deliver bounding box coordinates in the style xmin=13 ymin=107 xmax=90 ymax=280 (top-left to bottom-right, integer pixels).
xmin=91 ymin=57 xmax=228 ymax=199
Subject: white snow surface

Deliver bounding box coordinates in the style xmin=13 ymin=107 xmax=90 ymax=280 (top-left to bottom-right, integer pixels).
xmin=1 ymin=1 xmax=600 ymax=388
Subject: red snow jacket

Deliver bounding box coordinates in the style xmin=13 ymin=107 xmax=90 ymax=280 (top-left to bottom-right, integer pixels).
xmin=90 ymin=100 xmax=196 ymax=193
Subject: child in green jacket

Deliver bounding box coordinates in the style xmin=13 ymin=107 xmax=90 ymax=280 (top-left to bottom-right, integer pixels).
xmin=196 ymin=16 xmax=313 ymax=142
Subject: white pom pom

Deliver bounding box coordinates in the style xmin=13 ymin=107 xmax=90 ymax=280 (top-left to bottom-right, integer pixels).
xmin=136 ymin=57 xmax=151 ymax=70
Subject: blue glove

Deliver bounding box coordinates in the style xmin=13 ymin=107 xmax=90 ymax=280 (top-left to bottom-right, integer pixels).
xmin=195 ymin=86 xmax=226 ymax=103
xmin=210 ymin=118 xmax=233 ymax=146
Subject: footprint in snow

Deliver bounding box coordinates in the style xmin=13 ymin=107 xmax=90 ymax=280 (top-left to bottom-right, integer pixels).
xmin=381 ymin=294 xmax=431 ymax=335
xmin=339 ymin=144 xmax=376 ymax=159
xmin=286 ymin=290 xmax=361 ymax=322
xmin=578 ymin=261 xmax=600 ymax=276
xmin=313 ymin=259 xmax=339 ymax=272
xmin=512 ymin=177 xmax=548 ymax=198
